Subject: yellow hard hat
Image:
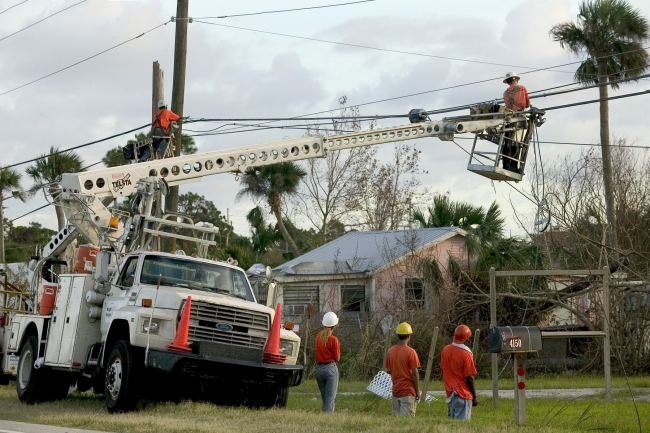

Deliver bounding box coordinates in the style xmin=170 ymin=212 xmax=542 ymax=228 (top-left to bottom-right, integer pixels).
xmin=396 ymin=322 xmax=413 ymax=335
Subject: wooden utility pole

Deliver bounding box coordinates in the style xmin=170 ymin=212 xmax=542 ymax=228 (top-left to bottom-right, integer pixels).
xmin=166 ymin=0 xmax=189 ymax=251
xmin=0 ymin=197 xmax=5 ymax=267
xmin=152 ymin=61 xmax=164 ymax=118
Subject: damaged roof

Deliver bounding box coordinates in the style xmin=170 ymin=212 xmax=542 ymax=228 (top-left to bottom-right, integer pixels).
xmin=275 ymin=227 xmax=463 ymax=276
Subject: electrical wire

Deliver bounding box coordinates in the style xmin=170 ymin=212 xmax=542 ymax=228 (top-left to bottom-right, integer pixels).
xmin=0 ymin=0 xmax=29 ymax=16
xmin=4 ymin=203 xmax=52 ymax=225
xmin=0 ymin=20 xmax=172 ymax=97
xmin=192 ymin=0 xmax=375 ymax=19
xmin=454 ymin=137 xmax=650 ymax=149
xmin=543 ymin=89 xmax=650 ymax=111
xmin=0 ymin=0 xmax=86 ymax=44
xmin=3 ymin=123 xmax=150 ymax=169
xmin=193 ymin=20 xmax=576 ymax=72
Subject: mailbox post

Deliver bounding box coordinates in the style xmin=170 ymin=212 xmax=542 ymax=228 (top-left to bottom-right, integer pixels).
xmin=490 ymin=326 xmax=543 ymax=425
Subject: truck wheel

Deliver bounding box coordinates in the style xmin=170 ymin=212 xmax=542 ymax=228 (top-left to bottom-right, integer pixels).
xmin=16 ymin=335 xmax=48 ymax=404
xmin=276 ymin=387 xmax=288 ymax=408
xmin=105 ymin=340 xmax=141 ymax=413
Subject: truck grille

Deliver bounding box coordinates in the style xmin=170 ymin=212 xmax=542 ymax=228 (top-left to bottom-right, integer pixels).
xmin=187 ymin=300 xmax=270 ymax=350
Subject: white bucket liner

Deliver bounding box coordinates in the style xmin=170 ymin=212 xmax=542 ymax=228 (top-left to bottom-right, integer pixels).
xmin=366 ymin=370 xmax=436 ymax=402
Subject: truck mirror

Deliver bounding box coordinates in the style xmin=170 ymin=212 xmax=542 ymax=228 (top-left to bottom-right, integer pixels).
xmin=490 ymin=326 xmax=543 ymax=353
xmin=266 ymin=282 xmax=277 ymax=309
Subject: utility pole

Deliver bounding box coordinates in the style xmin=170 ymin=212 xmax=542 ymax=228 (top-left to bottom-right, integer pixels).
xmin=0 ymin=198 xmax=5 ymax=268
xmin=152 ymin=61 xmax=164 ymax=118
xmin=166 ymin=0 xmax=189 ymax=251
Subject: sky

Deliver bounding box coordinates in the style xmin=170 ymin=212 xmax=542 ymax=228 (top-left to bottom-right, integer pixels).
xmin=1 ymin=0 xmax=650 ymax=243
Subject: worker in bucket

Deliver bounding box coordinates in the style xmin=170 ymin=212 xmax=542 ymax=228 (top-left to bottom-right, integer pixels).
xmin=315 ymin=311 xmax=340 ymax=413
xmin=139 ymin=100 xmax=180 ymax=162
xmin=385 ymin=322 xmax=421 ymax=417
xmin=501 ymin=72 xmax=530 ymax=173
xmin=440 ymin=325 xmax=479 ymax=420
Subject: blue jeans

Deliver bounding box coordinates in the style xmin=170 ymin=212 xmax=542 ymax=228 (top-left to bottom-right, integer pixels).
xmin=447 ymin=390 xmax=472 ymax=420
xmin=139 ymin=128 xmax=168 ymax=162
xmin=315 ymin=362 xmax=338 ymax=412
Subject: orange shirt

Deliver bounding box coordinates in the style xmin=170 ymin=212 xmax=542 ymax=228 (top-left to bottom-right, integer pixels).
xmin=152 ymin=108 xmax=180 ymax=131
xmin=315 ymin=331 xmax=340 ymax=364
xmin=503 ymin=84 xmax=530 ymax=111
xmin=385 ymin=345 xmax=420 ymax=397
xmin=440 ymin=344 xmax=477 ymax=400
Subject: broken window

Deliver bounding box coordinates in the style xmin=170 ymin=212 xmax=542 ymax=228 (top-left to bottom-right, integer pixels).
xmin=341 ymin=285 xmax=366 ymax=312
xmin=404 ymin=278 xmax=425 ymax=310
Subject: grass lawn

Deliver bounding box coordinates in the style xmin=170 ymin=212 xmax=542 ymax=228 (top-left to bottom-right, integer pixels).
xmin=0 ymin=379 xmax=648 ymax=433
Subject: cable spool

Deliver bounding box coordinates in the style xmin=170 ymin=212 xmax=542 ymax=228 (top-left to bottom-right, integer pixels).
xmin=85 ymin=291 xmax=105 ymax=305
xmin=88 ymin=306 xmax=102 ymax=319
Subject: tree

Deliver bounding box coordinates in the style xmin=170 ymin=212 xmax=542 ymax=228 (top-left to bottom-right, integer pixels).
xmin=550 ymin=0 xmax=650 ymax=255
xmin=176 ymin=192 xmax=230 ymax=255
xmin=296 ymin=97 xmax=373 ymax=244
xmin=0 ymin=167 xmax=28 ymax=265
xmin=353 ymin=142 xmax=427 ymax=231
xmin=26 ymin=147 xmax=84 ymax=231
xmin=412 ymin=193 xmax=505 ymax=258
xmin=4 ymin=222 xmax=56 ymax=263
xmin=246 ymin=206 xmax=281 ymax=261
xmin=236 ymin=162 xmax=306 ymax=258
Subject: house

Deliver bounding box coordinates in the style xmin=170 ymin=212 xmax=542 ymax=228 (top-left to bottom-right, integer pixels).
xmin=273 ymin=227 xmax=466 ymax=334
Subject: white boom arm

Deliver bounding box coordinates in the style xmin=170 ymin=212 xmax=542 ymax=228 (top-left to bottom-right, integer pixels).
xmin=57 ymin=112 xmax=531 ymax=250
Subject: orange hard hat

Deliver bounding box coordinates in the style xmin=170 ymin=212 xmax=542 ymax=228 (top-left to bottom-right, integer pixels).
xmin=453 ymin=325 xmax=472 ymax=343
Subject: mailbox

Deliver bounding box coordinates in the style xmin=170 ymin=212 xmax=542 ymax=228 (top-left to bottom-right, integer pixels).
xmin=490 ymin=326 xmax=543 ymax=353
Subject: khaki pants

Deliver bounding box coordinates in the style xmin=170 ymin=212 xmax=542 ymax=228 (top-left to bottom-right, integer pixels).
xmin=392 ymin=396 xmax=416 ymax=417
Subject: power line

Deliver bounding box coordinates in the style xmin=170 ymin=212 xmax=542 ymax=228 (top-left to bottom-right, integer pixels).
xmin=0 ymin=0 xmax=29 ymax=16
xmin=193 ymin=0 xmax=375 ymax=19
xmin=5 ymin=203 xmax=52 ymax=225
xmin=543 ymin=88 xmax=650 ymax=111
xmin=3 ymin=123 xmax=150 ymax=169
xmin=0 ymin=20 xmax=171 ymax=97
xmin=193 ymin=20 xmax=576 ymax=72
xmin=455 ymin=137 xmax=650 ymax=149
xmin=0 ymin=0 xmax=86 ymax=44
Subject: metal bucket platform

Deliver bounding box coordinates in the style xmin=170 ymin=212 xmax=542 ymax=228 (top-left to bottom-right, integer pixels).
xmin=468 ymin=164 xmax=523 ymax=181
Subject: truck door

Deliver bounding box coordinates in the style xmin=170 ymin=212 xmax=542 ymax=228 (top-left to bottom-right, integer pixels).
xmin=43 ymin=276 xmax=73 ymax=365
xmin=57 ymin=276 xmax=87 ymax=366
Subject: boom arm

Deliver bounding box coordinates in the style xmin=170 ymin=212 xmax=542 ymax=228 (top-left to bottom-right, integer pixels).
xmin=57 ymin=111 xmax=533 ymax=251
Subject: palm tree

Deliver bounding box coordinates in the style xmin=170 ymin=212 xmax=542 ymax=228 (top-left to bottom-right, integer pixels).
xmin=412 ymin=194 xmax=505 ymax=258
xmin=237 ymin=162 xmax=306 ymax=258
xmin=26 ymin=147 xmax=84 ymax=230
xmin=0 ymin=167 xmax=28 ymax=264
xmin=246 ymin=206 xmax=282 ymax=261
xmin=550 ymin=0 xmax=649 ymax=253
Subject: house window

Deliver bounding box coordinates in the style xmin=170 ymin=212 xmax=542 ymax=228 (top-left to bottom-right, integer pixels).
xmin=404 ymin=278 xmax=425 ymax=310
xmin=283 ymin=286 xmax=319 ymax=317
xmin=341 ymin=285 xmax=366 ymax=312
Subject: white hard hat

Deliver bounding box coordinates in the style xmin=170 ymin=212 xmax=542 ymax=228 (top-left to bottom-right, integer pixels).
xmin=158 ymin=100 xmax=167 ymax=108
xmin=322 ymin=312 xmax=339 ymax=327
xmin=503 ymin=72 xmax=520 ymax=83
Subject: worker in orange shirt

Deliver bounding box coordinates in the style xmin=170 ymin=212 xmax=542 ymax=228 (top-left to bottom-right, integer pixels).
xmin=139 ymin=100 xmax=180 ymax=162
xmin=501 ymin=72 xmax=530 ymax=173
xmin=315 ymin=312 xmax=340 ymax=413
xmin=440 ymin=325 xmax=478 ymax=420
xmin=385 ymin=322 xmax=420 ymax=417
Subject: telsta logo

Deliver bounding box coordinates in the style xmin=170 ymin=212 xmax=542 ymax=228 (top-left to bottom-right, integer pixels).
xmin=112 ymin=173 xmax=132 ymax=192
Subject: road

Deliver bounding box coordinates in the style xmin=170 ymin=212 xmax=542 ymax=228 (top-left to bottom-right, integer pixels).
xmin=0 ymin=420 xmax=112 ymax=433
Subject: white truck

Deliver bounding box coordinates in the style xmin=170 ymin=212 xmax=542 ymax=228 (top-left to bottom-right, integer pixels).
xmin=0 ymin=104 xmax=546 ymax=412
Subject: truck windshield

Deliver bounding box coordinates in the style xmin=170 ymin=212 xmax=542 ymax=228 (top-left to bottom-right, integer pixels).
xmin=140 ymin=255 xmax=254 ymax=302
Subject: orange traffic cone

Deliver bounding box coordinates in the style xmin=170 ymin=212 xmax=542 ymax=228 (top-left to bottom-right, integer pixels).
xmin=263 ymin=303 xmax=287 ymax=364
xmin=167 ymin=296 xmax=193 ymax=353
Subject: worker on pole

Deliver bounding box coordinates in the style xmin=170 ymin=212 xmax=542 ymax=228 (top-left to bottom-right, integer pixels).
xmin=315 ymin=312 xmax=340 ymax=413
xmin=139 ymin=100 xmax=180 ymax=162
xmin=502 ymin=72 xmax=530 ymax=173
xmin=440 ymin=325 xmax=478 ymax=420
xmin=385 ymin=322 xmax=421 ymax=417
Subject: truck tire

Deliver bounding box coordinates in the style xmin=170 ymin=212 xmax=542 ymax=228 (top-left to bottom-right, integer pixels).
xmin=105 ymin=340 xmax=141 ymax=413
xmin=276 ymin=387 xmax=288 ymax=408
xmin=16 ymin=335 xmax=49 ymax=404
